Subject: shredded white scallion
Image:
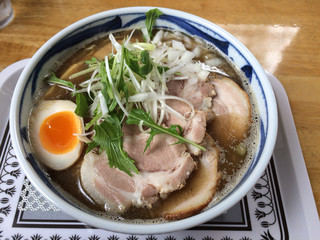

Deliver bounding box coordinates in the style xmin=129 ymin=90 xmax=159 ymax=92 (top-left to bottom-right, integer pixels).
xmin=63 ymin=29 xmax=213 ymax=142
xmin=79 ymin=77 xmax=101 ymax=88
xmin=89 ymin=95 xmax=99 ymax=117
xmin=73 ymin=130 xmax=95 ymax=143
xmin=69 ymin=66 xmax=98 ymax=79
xmin=171 ymin=76 xmax=189 ymax=80
xmin=141 ymin=28 xmax=150 ymax=43
xmin=157 ymin=82 xmax=166 ymax=125
xmin=124 ymin=28 xmax=136 ymax=47
xmin=138 ymin=120 xmax=151 ymax=134
xmin=127 ymin=91 xmax=195 ymax=124
xmin=98 ymin=91 xmax=109 ymax=116
xmin=48 ymin=83 xmax=75 ymax=92
xmin=124 ymin=62 xmax=141 ymax=92
xmin=109 ymin=33 xmax=122 ymax=53
xmin=86 ymin=68 xmax=101 ymax=100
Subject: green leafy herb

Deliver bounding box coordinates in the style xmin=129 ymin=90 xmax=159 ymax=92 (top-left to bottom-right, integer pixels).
xmin=126 ymin=108 xmax=206 ymax=152
xmin=47 ymin=73 xmax=74 ymax=89
xmin=124 ymin=48 xmax=140 ymax=75
xmin=75 ymin=92 xmax=88 ymax=117
xmin=85 ymin=57 xmax=99 ymax=67
xmin=86 ymin=141 xmax=99 ymax=154
xmin=157 ymin=65 xmax=169 ymax=74
xmin=123 ymin=48 xmax=153 ymax=78
xmin=91 ymin=114 xmax=138 ymax=176
xmin=139 ymin=50 xmax=153 ymax=76
xmin=145 ymin=8 xmax=163 ymax=38
xmin=47 ymin=74 xmax=89 ymax=117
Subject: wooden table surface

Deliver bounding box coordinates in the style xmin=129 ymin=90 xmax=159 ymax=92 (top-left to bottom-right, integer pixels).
xmin=1 ymin=0 xmax=319 ymax=217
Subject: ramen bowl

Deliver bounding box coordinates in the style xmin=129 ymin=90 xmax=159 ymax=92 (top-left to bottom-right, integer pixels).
xmin=9 ymin=7 xmax=277 ymax=234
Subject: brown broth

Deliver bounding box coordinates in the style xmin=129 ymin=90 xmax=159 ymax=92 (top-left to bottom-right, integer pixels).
xmin=31 ymin=29 xmax=259 ymax=221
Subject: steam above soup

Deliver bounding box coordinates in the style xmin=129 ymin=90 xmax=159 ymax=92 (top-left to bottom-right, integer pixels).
xmin=28 ymin=9 xmax=259 ymax=221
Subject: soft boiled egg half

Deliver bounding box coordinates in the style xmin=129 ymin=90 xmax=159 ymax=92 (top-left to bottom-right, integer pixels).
xmin=29 ymin=100 xmax=84 ymax=170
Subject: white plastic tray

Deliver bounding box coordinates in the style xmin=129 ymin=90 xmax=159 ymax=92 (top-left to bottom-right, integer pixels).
xmin=0 ymin=60 xmax=319 ymax=239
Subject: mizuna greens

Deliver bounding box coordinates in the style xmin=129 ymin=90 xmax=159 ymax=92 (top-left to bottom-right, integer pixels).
xmin=47 ymin=9 xmax=205 ymax=175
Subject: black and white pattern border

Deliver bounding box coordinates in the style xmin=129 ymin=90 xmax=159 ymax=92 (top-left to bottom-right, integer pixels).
xmin=0 ymin=125 xmax=21 ymax=225
xmin=0 ymin=122 xmax=288 ymax=240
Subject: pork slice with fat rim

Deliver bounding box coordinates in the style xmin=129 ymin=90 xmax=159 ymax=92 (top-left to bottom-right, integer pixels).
xmin=156 ymin=133 xmax=220 ymax=220
xmin=209 ymin=76 xmax=252 ymax=147
xmin=80 ymin=150 xmax=159 ymax=214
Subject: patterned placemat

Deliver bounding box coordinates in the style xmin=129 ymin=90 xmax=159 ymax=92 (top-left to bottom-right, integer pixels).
xmin=1 ymin=121 xmax=287 ymax=240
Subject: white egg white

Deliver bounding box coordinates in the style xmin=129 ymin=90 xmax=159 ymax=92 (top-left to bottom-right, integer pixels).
xmin=28 ymin=100 xmax=84 ymax=170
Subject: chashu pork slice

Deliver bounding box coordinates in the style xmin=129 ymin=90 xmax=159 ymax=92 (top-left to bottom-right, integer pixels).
xmin=166 ymin=79 xmax=216 ymax=121
xmin=122 ymin=124 xmax=196 ymax=196
xmin=156 ymin=134 xmax=220 ymax=220
xmin=163 ymin=73 xmax=217 ymax=156
xmin=210 ymin=76 xmax=252 ymax=147
xmin=81 ymin=150 xmax=159 ymax=213
xmin=164 ymin=99 xmax=207 ymax=156
xmin=80 ymin=124 xmax=196 ymax=214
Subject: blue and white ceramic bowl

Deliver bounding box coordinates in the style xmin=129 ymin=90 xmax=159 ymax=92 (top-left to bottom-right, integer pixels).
xmin=10 ymin=7 xmax=278 ymax=234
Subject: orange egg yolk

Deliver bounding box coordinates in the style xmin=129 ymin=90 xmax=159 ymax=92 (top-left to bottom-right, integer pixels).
xmin=39 ymin=111 xmax=81 ymax=154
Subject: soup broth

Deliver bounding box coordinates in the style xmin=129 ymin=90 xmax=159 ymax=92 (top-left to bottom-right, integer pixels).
xmin=29 ymin=29 xmax=259 ymax=221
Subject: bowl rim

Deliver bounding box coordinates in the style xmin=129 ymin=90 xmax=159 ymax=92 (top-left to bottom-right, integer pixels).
xmin=9 ymin=6 xmax=278 ymax=234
